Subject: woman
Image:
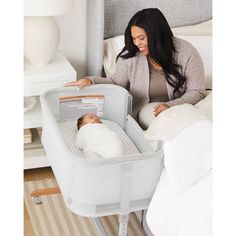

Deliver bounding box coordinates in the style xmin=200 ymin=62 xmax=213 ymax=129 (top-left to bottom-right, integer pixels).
xmin=66 ymin=8 xmax=205 ymax=128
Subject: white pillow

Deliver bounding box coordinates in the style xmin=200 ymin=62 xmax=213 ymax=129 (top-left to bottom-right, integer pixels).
xmin=164 ymin=120 xmax=212 ymax=193
xmin=103 ymin=35 xmax=124 ymax=77
xmin=103 ymin=20 xmax=212 ymax=89
xmin=171 ymin=20 xmax=212 ymax=36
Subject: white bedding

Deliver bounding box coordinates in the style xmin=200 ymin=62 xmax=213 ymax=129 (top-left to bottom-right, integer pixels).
xmin=143 ymin=92 xmax=212 ymax=151
xmin=143 ymin=95 xmax=212 ymax=236
xmin=146 ymin=169 xmax=212 ymax=236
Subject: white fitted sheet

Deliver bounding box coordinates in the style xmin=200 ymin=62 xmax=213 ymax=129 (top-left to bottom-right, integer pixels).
xmin=59 ymin=119 xmax=139 ymax=158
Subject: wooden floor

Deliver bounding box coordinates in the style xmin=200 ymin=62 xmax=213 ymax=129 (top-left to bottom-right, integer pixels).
xmin=24 ymin=167 xmax=146 ymax=236
xmin=24 ymin=167 xmax=55 ymax=236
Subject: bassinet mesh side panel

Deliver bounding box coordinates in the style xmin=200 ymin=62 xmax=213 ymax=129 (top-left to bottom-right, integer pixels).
xmin=59 ymin=119 xmax=139 ymax=158
xmin=66 ymin=151 xmax=163 ymax=217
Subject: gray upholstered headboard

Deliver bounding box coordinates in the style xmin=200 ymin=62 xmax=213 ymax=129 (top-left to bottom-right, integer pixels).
xmin=86 ymin=0 xmax=212 ymax=76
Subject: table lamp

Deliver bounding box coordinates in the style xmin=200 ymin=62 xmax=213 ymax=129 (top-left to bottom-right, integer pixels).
xmin=24 ymin=0 xmax=74 ymax=65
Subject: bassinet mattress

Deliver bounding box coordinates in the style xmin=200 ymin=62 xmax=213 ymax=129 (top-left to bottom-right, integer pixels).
xmin=59 ymin=119 xmax=139 ymax=158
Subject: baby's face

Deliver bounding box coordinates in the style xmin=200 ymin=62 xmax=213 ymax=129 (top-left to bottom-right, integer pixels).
xmin=82 ymin=113 xmax=102 ymax=125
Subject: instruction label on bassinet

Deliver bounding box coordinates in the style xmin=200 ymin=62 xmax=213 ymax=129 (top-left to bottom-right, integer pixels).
xmin=59 ymin=95 xmax=105 ymax=121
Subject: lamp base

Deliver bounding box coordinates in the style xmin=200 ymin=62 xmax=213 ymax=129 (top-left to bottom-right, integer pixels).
xmin=24 ymin=16 xmax=60 ymax=65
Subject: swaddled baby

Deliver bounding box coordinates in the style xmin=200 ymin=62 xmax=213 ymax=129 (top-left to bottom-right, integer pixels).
xmin=76 ymin=113 xmax=124 ymax=158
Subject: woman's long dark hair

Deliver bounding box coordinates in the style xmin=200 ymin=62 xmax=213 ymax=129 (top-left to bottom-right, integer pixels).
xmin=117 ymin=8 xmax=186 ymax=98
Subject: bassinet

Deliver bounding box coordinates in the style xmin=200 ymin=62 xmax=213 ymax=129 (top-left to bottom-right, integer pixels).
xmin=40 ymin=84 xmax=163 ymax=235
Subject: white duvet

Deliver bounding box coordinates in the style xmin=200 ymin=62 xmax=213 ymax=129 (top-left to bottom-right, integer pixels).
xmin=76 ymin=123 xmax=124 ymax=158
xmin=146 ymin=169 xmax=212 ymax=236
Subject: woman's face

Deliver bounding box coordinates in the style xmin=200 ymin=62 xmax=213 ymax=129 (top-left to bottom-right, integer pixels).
xmin=131 ymin=26 xmax=149 ymax=56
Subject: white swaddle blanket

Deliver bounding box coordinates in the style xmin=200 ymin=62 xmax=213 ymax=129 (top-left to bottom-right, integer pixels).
xmin=76 ymin=123 xmax=124 ymax=158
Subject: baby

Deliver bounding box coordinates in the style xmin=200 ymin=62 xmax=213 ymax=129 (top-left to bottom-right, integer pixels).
xmin=76 ymin=113 xmax=124 ymax=158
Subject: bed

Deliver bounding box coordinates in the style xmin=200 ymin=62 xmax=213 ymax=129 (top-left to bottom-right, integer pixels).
xmin=85 ymin=0 xmax=212 ymax=235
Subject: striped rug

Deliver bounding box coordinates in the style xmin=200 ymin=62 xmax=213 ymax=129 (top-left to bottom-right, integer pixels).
xmin=24 ymin=178 xmax=146 ymax=236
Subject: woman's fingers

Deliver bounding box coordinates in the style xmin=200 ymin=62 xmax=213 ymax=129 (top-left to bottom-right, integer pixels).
xmin=64 ymin=78 xmax=92 ymax=88
xmin=153 ymin=104 xmax=170 ymax=116
xmin=80 ymin=78 xmax=92 ymax=88
xmin=154 ymin=106 xmax=161 ymax=116
xmin=153 ymin=104 xmax=160 ymax=110
xmin=64 ymin=81 xmax=80 ymax=87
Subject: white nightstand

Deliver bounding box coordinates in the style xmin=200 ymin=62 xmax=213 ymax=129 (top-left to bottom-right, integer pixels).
xmin=24 ymin=52 xmax=76 ymax=169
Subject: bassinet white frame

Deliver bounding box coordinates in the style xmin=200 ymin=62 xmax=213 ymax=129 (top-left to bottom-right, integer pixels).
xmin=36 ymin=85 xmax=164 ymax=236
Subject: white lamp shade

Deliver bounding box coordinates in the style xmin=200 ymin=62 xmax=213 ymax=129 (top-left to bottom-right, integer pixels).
xmin=24 ymin=0 xmax=74 ymax=65
xmin=24 ymin=0 xmax=74 ymax=16
xmin=24 ymin=16 xmax=60 ymax=65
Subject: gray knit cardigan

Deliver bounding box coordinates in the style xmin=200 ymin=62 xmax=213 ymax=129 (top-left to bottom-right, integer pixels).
xmin=90 ymin=37 xmax=206 ymax=118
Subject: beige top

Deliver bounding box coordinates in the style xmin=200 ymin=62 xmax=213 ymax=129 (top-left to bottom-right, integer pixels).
xmin=149 ymin=63 xmax=169 ymax=102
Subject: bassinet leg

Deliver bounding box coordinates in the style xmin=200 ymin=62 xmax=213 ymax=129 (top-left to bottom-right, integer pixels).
xmin=31 ymin=187 xmax=61 ymax=197
xmin=118 ymin=214 xmax=129 ymax=236
xmin=31 ymin=187 xmax=61 ymax=204
xmin=92 ymin=217 xmax=107 ymax=236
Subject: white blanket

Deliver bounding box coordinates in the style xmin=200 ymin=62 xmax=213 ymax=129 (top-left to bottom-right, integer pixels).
xmin=76 ymin=123 xmax=124 ymax=158
xmin=146 ymin=169 xmax=212 ymax=236
xmin=144 ymin=92 xmax=212 ymax=150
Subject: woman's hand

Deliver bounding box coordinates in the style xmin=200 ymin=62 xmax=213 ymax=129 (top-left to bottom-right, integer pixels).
xmin=65 ymin=77 xmax=92 ymax=89
xmin=153 ymin=103 xmax=170 ymax=116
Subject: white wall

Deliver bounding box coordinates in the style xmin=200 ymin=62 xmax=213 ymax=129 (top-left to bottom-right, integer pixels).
xmin=54 ymin=0 xmax=87 ymax=80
